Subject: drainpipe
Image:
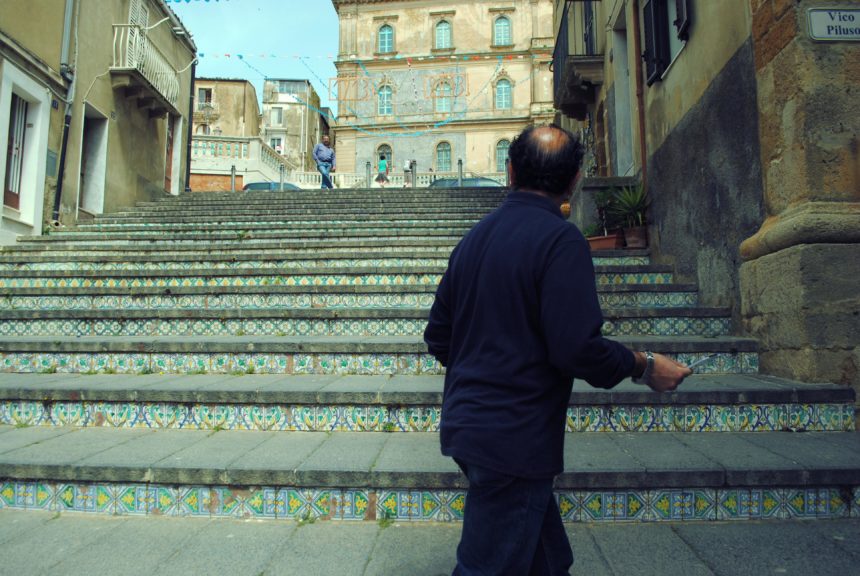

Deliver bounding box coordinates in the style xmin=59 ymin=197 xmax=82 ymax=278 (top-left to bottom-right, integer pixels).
xmin=631 ymin=0 xmax=648 ymax=188
xmin=184 ymin=60 xmax=196 ymax=193
xmin=52 ymin=0 xmax=77 ymax=225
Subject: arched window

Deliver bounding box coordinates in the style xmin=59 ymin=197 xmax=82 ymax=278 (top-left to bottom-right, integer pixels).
xmin=377 ymin=144 xmax=392 ymax=169
xmin=493 ymin=16 xmax=512 ymax=46
xmin=435 ymin=82 xmax=452 ymax=113
xmin=378 ymin=24 xmax=394 ymax=53
xmin=378 ymin=85 xmax=393 ymax=115
xmin=436 ymin=142 xmax=452 ymax=172
xmin=495 ymin=79 xmax=512 ymax=109
xmin=196 ymin=124 xmax=210 ymax=135
xmin=495 ymin=139 xmax=510 ymax=172
xmin=435 ymin=20 xmax=452 ymax=49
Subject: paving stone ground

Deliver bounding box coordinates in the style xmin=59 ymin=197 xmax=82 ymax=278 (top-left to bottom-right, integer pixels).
xmin=1 ymin=509 xmax=858 ymax=576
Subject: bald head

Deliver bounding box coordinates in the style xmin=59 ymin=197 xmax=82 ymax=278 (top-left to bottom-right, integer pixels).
xmin=508 ymin=124 xmax=584 ymax=197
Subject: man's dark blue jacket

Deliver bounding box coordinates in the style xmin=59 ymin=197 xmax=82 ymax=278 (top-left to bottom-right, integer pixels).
xmin=424 ymin=191 xmax=635 ymax=478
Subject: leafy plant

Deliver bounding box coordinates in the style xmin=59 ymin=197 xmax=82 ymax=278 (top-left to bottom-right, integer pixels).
xmin=608 ymin=183 xmax=649 ymax=228
xmin=591 ymin=189 xmax=622 ymax=236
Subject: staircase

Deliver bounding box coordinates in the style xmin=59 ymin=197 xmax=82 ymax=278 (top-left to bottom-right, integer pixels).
xmin=0 ymin=188 xmax=856 ymax=523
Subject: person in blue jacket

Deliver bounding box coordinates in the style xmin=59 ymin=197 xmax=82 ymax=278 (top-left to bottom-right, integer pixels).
xmin=312 ymin=135 xmax=335 ymax=189
xmin=424 ymin=124 xmax=691 ymax=575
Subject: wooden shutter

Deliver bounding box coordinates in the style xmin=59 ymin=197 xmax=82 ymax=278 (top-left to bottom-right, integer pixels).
xmin=642 ymin=0 xmax=670 ymax=86
xmin=675 ymin=0 xmax=691 ymax=41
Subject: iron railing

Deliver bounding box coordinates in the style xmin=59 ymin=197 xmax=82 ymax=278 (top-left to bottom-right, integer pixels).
xmin=111 ymin=24 xmax=181 ymax=110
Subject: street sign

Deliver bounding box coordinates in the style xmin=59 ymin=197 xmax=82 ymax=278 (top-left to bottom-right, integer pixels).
xmin=808 ymin=8 xmax=860 ymax=41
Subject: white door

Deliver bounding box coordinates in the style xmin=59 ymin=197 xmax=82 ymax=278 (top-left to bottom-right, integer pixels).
xmin=3 ymin=94 xmax=27 ymax=210
xmin=79 ymin=108 xmax=108 ymax=214
xmin=612 ymin=27 xmax=635 ymax=176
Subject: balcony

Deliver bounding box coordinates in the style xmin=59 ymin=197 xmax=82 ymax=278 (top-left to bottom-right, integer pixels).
xmin=553 ymin=1 xmax=604 ymax=120
xmin=111 ymin=24 xmax=181 ymax=117
xmin=193 ymin=101 xmax=220 ymax=123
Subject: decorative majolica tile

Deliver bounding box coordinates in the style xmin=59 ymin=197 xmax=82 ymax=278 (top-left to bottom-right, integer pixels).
xmin=581 ymin=491 xmax=648 ymax=522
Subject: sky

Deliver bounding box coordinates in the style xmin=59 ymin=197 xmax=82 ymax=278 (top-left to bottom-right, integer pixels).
xmin=167 ymin=0 xmax=340 ymax=114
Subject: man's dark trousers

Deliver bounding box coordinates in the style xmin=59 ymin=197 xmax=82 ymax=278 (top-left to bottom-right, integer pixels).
xmin=454 ymin=460 xmax=573 ymax=575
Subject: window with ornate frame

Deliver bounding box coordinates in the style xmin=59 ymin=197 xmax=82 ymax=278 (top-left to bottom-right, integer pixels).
xmin=378 ymin=85 xmax=393 ymax=115
xmin=494 ymin=78 xmax=512 ymax=109
xmin=435 ymin=82 xmax=453 ymax=113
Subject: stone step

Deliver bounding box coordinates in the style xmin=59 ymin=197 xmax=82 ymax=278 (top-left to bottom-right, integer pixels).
xmin=5 ymin=238 xmax=465 ymax=252
xmin=80 ymin=214 xmax=489 ymax=228
xmin=64 ymin=220 xmax=482 ymax=234
xmin=0 ymin=307 xmax=731 ymax=338
xmin=93 ymin=208 xmax=497 ymax=223
xmin=0 ymin=335 xmax=759 ymax=375
xmin=0 ymin=373 xmax=852 ymax=433
xmin=0 ymin=425 xmax=857 ymax=522
xmin=131 ymin=188 xmax=508 ymax=205
xmin=0 ymin=283 xmax=700 ymax=311
xmin=0 ymin=251 xmax=651 ymax=271
xmin=0 ymin=265 xmax=675 ymax=290
xmin=26 ymin=228 xmax=473 ymax=243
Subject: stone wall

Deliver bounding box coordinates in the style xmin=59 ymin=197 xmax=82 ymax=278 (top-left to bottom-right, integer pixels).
xmin=648 ymin=39 xmax=765 ymax=317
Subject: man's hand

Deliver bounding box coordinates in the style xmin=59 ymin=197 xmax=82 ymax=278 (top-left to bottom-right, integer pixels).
xmin=331 ymin=168 xmax=336 ymax=173
xmin=646 ymin=353 xmax=692 ymax=392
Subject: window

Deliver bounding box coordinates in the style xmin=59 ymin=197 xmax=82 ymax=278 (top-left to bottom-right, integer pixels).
xmin=270 ymin=138 xmax=282 ymax=153
xmin=493 ymin=16 xmax=511 ymax=46
xmin=271 ymin=107 xmax=283 ymax=125
xmin=495 ymin=79 xmax=512 ymax=109
xmin=495 ymin=139 xmax=510 ymax=173
xmin=196 ymin=88 xmax=212 ymax=111
xmin=643 ymin=0 xmax=691 ymax=85
xmin=378 ymin=85 xmax=393 ymax=115
xmin=195 ymin=124 xmax=210 ymax=135
xmin=378 ymin=24 xmax=394 ymax=53
xmin=435 ymin=20 xmax=452 ymax=49
xmin=435 ymin=82 xmax=452 ymax=113
xmin=436 ymin=142 xmax=452 ymax=172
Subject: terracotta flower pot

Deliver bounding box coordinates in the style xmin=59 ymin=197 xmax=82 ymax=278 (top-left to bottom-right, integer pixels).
xmin=623 ymin=226 xmax=648 ymax=248
xmin=587 ymin=232 xmax=624 ymax=250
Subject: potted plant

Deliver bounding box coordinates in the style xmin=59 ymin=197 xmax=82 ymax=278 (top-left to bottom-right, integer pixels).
xmin=585 ymin=189 xmax=624 ymax=250
xmin=609 ymin=183 xmax=649 ymax=248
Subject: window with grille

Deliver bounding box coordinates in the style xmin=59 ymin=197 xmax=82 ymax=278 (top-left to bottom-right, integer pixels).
xmin=435 ymin=21 xmax=452 ymax=49
xmin=378 ymin=25 xmax=394 ymax=53
xmin=493 ymin=16 xmax=511 ymax=46
xmin=378 ymin=86 xmax=393 ymax=115
xmin=495 ymin=140 xmax=510 ymax=173
xmin=436 ymin=142 xmax=452 ymax=172
xmin=435 ymin=82 xmax=452 ymax=113
xmin=495 ymin=79 xmax=512 ymax=109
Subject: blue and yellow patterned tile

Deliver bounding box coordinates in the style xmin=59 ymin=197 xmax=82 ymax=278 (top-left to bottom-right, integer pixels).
xmin=844 ymin=405 xmax=856 ymax=431
xmin=716 ymin=489 xmax=744 ymax=520
xmin=332 ymin=490 xmax=370 ymax=521
xmin=582 ymin=491 xmax=647 ymax=522
xmin=290 ymin=406 xmax=316 ymax=432
xmin=210 ymin=487 xmax=247 ymax=518
xmin=852 ymin=487 xmax=860 ymax=518
xmin=191 ymin=404 xmax=238 ymax=430
xmin=0 ymin=482 xmax=14 ymax=508
xmin=649 ymin=490 xmax=704 ymax=521
xmin=260 ymin=488 xmax=287 ymax=518
xmin=815 ymin=404 xmax=843 ymax=432
xmin=786 ymin=404 xmax=816 ymax=431
xmin=260 ymin=405 xmax=290 ymax=431
xmin=283 ymin=488 xmax=311 ymax=519
xmin=759 ymin=489 xmax=786 ymax=519
xmin=142 ymin=403 xmax=190 ymax=429
xmin=610 ymin=406 xmax=658 ymax=432
xmin=8 ymin=401 xmax=47 ymax=426
xmin=170 ymin=487 xmax=211 ymax=517
xmin=556 ymin=492 xmax=580 ymax=522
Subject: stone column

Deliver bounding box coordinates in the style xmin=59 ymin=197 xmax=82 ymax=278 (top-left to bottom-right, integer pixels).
xmin=740 ymin=0 xmax=860 ymax=391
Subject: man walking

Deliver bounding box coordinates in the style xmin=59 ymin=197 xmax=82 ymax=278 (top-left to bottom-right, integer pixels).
xmin=313 ymin=135 xmax=336 ymax=189
xmin=424 ymin=124 xmax=691 ymax=575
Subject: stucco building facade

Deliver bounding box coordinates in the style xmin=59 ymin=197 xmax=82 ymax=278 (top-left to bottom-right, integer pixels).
xmin=192 ymin=77 xmax=261 ymax=138
xmin=553 ymin=0 xmax=859 ymax=391
xmin=261 ymin=79 xmax=329 ymax=172
xmin=330 ymin=0 xmax=555 ymax=175
xmin=0 ymin=0 xmax=196 ymax=240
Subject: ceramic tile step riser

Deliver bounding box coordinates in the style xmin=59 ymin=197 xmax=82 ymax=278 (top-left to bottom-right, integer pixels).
xmin=1 ymin=428 xmax=858 ymax=523
xmin=1 ymin=373 xmax=852 ymax=433
xmin=26 ymin=230 xmax=471 ymax=243
xmin=0 ymin=257 xmax=454 ymax=273
xmin=66 ymin=221 xmax=482 ymax=233
xmin=0 ymin=255 xmax=652 ymax=272
xmin=130 ymin=191 xmax=508 ymax=205
xmin=16 ymin=235 xmax=468 ymax=248
xmin=0 ymin=287 xmax=700 ymax=312
xmin=3 ymin=400 xmax=853 ymax=434
xmin=0 ymin=312 xmax=733 ymax=338
xmin=103 ymin=206 xmax=504 ymax=218
xmin=126 ymin=196 xmax=508 ymax=207
xmin=80 ymin=216 xmax=490 ymax=228
xmin=0 ymin=351 xmax=758 ymax=376
xmin=0 ymin=270 xmax=673 ymax=289
xmin=92 ymin=210 xmax=498 ymax=223
xmin=2 ymin=480 xmax=857 ymax=523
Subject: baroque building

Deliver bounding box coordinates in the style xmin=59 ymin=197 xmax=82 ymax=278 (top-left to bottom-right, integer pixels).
xmin=330 ymin=0 xmax=555 ymax=175
xmin=553 ymin=0 xmax=859 ymax=391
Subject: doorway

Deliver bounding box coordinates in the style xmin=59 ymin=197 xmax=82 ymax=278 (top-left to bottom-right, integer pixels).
xmin=612 ymin=13 xmax=635 ymax=176
xmin=3 ymin=94 xmax=28 ymax=210
xmin=79 ymin=106 xmax=108 ymax=215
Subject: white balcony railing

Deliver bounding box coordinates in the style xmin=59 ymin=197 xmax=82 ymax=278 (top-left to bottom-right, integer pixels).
xmin=112 ymin=24 xmax=181 ymax=110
